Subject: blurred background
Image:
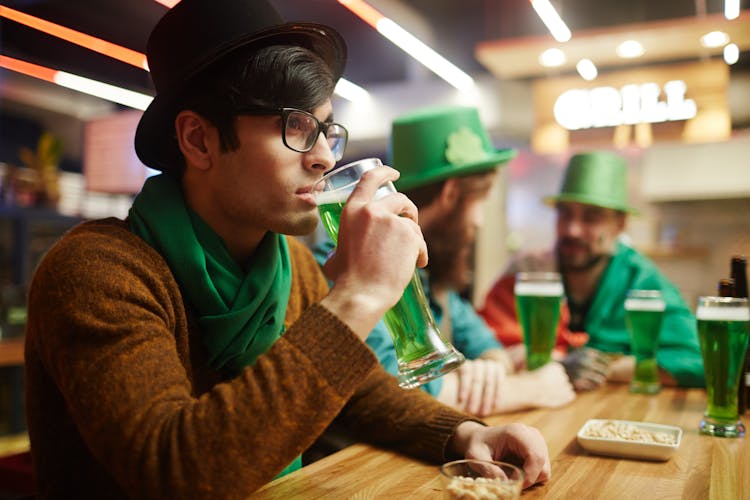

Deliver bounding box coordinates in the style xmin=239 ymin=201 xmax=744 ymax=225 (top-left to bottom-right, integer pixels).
xmin=0 ymin=0 xmax=749 ymax=446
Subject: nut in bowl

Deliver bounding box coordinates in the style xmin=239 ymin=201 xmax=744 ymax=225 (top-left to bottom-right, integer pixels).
xmin=440 ymin=459 xmax=523 ymax=500
xmin=577 ymin=419 xmax=682 ymax=461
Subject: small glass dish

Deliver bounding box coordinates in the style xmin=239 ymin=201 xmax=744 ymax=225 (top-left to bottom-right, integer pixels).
xmin=440 ymin=459 xmax=523 ymax=500
xmin=577 ymin=418 xmax=682 ymax=461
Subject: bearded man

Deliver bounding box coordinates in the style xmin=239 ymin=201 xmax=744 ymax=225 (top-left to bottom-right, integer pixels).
xmin=315 ymin=106 xmax=575 ymax=417
xmin=479 ymin=151 xmax=705 ymax=390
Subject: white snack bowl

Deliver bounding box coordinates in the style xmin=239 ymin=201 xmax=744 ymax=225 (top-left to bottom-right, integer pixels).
xmin=577 ymin=419 xmax=682 ymax=461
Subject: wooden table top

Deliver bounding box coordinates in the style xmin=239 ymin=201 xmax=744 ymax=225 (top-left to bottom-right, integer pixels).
xmin=252 ymin=384 xmax=748 ymax=499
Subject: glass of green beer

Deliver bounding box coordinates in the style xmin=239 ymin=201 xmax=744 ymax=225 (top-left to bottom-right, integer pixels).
xmin=514 ymin=272 xmax=563 ymax=370
xmin=625 ymin=289 xmax=666 ymax=394
xmin=314 ymin=158 xmax=464 ymax=389
xmin=696 ymin=296 xmax=750 ymax=437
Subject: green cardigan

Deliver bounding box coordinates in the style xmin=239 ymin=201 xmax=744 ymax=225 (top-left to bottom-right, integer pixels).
xmin=24 ymin=219 xmax=471 ymax=499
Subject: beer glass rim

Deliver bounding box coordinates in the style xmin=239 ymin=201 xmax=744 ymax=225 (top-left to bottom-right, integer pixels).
xmin=439 ymin=458 xmax=524 ymax=481
xmin=515 ymin=271 xmax=561 ymax=282
xmin=626 ymin=289 xmax=663 ymax=299
xmin=315 ymin=157 xmax=383 ymax=193
xmin=697 ymin=296 xmax=748 ymax=307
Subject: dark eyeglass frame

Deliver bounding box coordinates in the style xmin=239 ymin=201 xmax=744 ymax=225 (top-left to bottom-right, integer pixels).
xmin=236 ymin=106 xmax=348 ymax=160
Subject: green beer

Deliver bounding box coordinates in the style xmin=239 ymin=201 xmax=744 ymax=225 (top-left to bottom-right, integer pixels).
xmin=315 ymin=160 xmax=464 ymax=388
xmin=515 ymin=274 xmax=563 ymax=370
xmin=625 ymin=290 xmax=666 ymax=394
xmin=696 ymin=297 xmax=750 ymax=437
xmin=317 ymin=196 xmax=345 ymax=246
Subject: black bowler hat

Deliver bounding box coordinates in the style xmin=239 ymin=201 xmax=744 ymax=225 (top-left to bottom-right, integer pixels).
xmin=134 ymin=0 xmax=347 ymax=171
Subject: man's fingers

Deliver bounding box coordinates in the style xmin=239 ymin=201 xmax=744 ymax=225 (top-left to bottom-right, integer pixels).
xmin=415 ymin=235 xmax=429 ymax=268
xmin=466 ymin=361 xmax=487 ymax=415
xmin=347 ymin=166 xmax=400 ymax=204
xmin=346 ymin=167 xmax=420 ymax=224
xmin=457 ymin=365 xmax=473 ymax=405
xmin=375 ymin=193 xmax=420 ymax=223
xmin=479 ymin=362 xmax=499 ymax=417
xmin=516 ymin=427 xmax=550 ymax=488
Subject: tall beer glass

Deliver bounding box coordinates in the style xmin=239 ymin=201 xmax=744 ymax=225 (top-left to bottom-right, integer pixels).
xmin=314 ymin=158 xmax=464 ymax=389
xmin=515 ymin=272 xmax=563 ymax=370
xmin=696 ymin=296 xmax=750 ymax=437
xmin=625 ymin=289 xmax=665 ymax=394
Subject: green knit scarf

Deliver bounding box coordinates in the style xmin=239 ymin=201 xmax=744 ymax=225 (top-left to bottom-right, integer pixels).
xmin=128 ymin=174 xmax=292 ymax=374
xmin=129 ymin=174 xmax=300 ymax=477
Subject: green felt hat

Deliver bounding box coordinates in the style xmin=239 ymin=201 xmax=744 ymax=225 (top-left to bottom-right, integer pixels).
xmin=388 ymin=106 xmax=516 ymax=192
xmin=543 ymin=151 xmax=638 ymax=214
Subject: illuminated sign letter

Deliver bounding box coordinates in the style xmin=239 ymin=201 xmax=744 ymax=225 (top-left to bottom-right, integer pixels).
xmin=553 ymin=80 xmax=697 ymax=130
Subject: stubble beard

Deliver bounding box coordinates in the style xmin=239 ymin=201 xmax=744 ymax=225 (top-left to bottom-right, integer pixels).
xmin=555 ymin=238 xmax=606 ymax=273
xmin=272 ymin=209 xmax=321 ymax=237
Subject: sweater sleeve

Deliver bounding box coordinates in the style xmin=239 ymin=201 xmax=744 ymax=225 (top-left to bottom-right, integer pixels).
xmin=26 ymin=223 xmax=379 ymax=499
xmin=308 ymin=236 xmax=473 ymax=452
xmin=334 ymin=368 xmax=478 ymax=463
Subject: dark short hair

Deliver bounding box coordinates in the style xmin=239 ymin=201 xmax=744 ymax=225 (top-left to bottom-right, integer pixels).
xmin=166 ymin=44 xmax=336 ymax=176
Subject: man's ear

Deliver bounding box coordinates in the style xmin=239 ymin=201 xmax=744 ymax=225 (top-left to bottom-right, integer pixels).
xmin=615 ymin=211 xmax=627 ymax=232
xmin=438 ymin=178 xmax=461 ymax=210
xmin=174 ymin=110 xmax=214 ymax=171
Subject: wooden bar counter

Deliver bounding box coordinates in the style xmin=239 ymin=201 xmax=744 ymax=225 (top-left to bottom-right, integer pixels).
xmin=253 ymin=384 xmax=748 ymax=499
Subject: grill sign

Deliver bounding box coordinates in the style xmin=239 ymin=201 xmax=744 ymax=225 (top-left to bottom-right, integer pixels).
xmin=553 ymin=80 xmax=697 ymax=130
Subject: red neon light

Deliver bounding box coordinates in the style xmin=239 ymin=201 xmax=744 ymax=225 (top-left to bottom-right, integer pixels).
xmin=337 ymin=0 xmax=383 ymax=29
xmin=153 ymin=0 xmax=181 ymax=8
xmin=0 ymin=5 xmax=149 ymax=70
xmin=0 ymin=55 xmax=58 ymax=82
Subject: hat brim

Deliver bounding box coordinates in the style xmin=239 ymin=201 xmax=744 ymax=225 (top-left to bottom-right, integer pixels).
xmin=542 ymin=193 xmax=639 ymax=214
xmin=135 ymin=22 xmax=346 ymax=171
xmin=395 ymin=148 xmax=517 ymax=192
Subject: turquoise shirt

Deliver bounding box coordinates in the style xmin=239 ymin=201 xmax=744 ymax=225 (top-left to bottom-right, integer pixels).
xmin=313 ymin=239 xmax=502 ymax=397
xmin=585 ymin=242 xmax=705 ymax=387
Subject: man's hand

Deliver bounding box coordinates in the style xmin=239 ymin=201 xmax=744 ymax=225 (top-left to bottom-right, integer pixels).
xmin=605 ymin=355 xmax=635 ymax=383
xmin=438 ymin=360 xmax=574 ymax=416
xmin=491 ymin=361 xmax=575 ymax=412
xmin=447 ymin=421 xmax=551 ymax=489
xmin=320 ymin=166 xmax=428 ymax=339
xmin=561 ymin=347 xmax=616 ymax=391
xmin=455 ymin=359 xmax=506 ymax=417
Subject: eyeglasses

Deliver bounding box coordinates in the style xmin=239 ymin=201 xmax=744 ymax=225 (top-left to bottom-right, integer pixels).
xmin=237 ymin=106 xmax=348 ymax=161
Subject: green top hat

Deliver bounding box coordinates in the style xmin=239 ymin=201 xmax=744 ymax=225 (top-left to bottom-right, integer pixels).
xmin=389 ymin=106 xmax=517 ymax=192
xmin=543 ymin=151 xmax=639 ymax=214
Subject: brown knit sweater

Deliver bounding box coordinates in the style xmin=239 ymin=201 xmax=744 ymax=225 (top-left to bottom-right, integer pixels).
xmin=24 ymin=218 xmax=472 ymax=499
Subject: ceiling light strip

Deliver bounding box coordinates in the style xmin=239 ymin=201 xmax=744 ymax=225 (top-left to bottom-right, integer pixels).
xmin=337 ymin=0 xmax=474 ymax=91
xmin=529 ymin=0 xmax=572 ymax=42
xmin=0 ymin=54 xmax=57 ymax=82
xmin=337 ymin=0 xmax=381 ymax=28
xmin=0 ymin=55 xmax=153 ymax=110
xmin=334 ymin=78 xmax=371 ymax=102
xmin=0 ymin=5 xmax=149 ymax=70
xmin=725 ymin=0 xmax=740 ymax=19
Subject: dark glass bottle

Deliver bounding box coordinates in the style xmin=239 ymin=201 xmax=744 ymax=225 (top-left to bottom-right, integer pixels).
xmin=731 ymin=256 xmax=748 ymax=298
xmin=718 ymin=278 xmax=735 ymax=297
xmin=730 ymin=256 xmax=748 ymax=414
